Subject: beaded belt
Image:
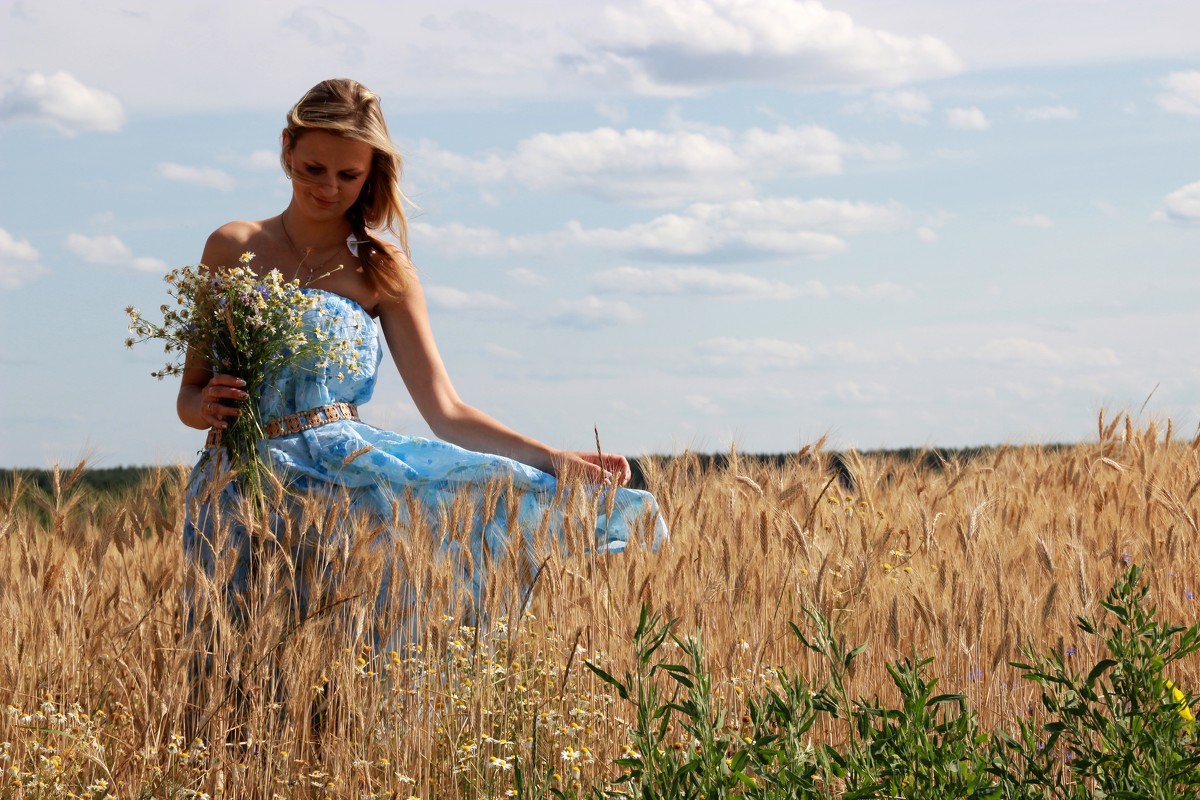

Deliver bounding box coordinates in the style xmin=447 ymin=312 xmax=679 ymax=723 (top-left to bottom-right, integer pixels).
xmin=205 ymin=402 xmax=360 ymax=448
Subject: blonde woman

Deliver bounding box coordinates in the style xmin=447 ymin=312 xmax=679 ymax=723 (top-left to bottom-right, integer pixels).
xmin=179 ymin=79 xmax=666 ymax=626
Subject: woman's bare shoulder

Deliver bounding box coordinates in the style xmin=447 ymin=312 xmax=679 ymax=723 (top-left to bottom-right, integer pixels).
xmin=202 ymin=220 xmax=270 ymax=267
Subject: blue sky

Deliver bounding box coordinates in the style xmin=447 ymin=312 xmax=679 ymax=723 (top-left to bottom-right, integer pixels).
xmin=2 ymin=0 xmax=1199 ymax=468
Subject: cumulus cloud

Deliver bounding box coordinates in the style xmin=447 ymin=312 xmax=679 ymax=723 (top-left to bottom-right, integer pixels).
xmin=569 ymin=0 xmax=962 ymax=93
xmin=1154 ymin=181 xmax=1200 ymax=224
xmin=0 ymin=71 xmax=125 ymax=136
xmin=65 ymin=233 xmax=164 ymax=272
xmin=548 ymin=296 xmax=640 ymax=328
xmin=415 ymin=122 xmax=903 ymax=206
xmin=66 ymin=233 xmax=130 ymax=264
xmin=0 ymin=228 xmax=47 ymax=289
xmin=424 ymin=285 xmax=513 ymax=311
xmin=414 ymin=197 xmax=906 ymax=261
xmin=573 ymin=198 xmax=905 ymax=259
xmin=947 ymin=107 xmax=990 ymax=131
xmin=1021 ymin=105 xmax=1077 ymax=121
xmin=973 ymin=337 xmax=1118 ymax=367
xmin=1157 ymin=71 xmax=1200 ymax=116
xmin=158 ymin=162 xmax=236 ymax=191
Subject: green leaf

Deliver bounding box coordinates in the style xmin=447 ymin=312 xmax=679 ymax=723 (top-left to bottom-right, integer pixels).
xmin=1085 ymin=659 xmax=1118 ymax=686
xmin=583 ymin=660 xmax=630 ymax=701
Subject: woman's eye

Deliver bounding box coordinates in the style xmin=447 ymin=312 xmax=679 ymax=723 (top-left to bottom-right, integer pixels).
xmin=340 ymin=172 xmax=360 ymax=181
xmin=306 ymin=165 xmax=323 ymax=174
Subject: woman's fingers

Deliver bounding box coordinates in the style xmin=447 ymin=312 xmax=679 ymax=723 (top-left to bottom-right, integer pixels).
xmin=565 ymin=451 xmax=631 ymax=485
xmin=201 ymin=374 xmax=248 ymax=427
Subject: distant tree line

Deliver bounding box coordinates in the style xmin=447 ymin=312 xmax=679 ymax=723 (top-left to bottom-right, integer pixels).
xmin=0 ymin=465 xmax=165 ymax=497
xmin=1 ymin=444 xmax=1067 ymax=498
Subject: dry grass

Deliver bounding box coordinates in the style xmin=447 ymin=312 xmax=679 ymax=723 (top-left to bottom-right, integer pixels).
xmin=1 ymin=411 xmax=1198 ymax=797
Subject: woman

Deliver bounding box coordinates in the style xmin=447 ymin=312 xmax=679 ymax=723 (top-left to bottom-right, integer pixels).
xmin=179 ymin=79 xmax=667 ymax=634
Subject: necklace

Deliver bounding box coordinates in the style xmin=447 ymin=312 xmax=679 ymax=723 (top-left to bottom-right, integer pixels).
xmin=279 ymin=213 xmax=346 ymax=282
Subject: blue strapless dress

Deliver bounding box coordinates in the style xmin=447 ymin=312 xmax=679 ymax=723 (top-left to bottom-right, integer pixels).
xmin=183 ymin=288 xmax=667 ymax=626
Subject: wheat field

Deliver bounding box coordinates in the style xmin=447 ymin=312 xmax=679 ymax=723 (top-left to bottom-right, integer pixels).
xmin=1 ymin=411 xmax=1197 ymax=797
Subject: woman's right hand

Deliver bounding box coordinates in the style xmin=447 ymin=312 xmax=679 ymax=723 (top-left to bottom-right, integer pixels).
xmin=200 ymin=374 xmax=248 ymax=428
xmin=184 ymin=373 xmax=247 ymax=430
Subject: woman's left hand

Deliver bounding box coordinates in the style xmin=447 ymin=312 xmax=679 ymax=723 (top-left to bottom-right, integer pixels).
xmin=553 ymin=450 xmax=632 ymax=486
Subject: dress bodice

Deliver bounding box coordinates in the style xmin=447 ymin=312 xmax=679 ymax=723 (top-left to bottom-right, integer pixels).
xmin=256 ymin=288 xmax=383 ymax=420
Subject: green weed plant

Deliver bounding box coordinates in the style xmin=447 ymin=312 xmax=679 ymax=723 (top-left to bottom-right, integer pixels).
xmin=574 ymin=565 xmax=1198 ymax=799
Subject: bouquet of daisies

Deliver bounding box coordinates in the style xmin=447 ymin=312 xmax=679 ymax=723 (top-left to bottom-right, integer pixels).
xmin=126 ymin=253 xmax=356 ymax=508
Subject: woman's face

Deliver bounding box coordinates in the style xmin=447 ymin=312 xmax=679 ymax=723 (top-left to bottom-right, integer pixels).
xmin=285 ymin=130 xmax=374 ymax=220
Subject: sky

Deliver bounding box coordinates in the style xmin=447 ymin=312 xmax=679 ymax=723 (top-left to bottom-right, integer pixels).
xmin=1 ymin=0 xmax=1199 ymax=469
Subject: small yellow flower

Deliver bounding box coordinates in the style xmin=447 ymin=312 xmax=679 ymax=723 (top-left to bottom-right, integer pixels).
xmin=1166 ymin=680 xmax=1195 ymax=725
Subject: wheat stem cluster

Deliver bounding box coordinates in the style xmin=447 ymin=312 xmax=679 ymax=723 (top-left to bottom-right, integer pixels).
xmin=0 ymin=411 xmax=1197 ymax=797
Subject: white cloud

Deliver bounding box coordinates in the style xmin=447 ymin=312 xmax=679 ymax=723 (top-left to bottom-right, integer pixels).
xmin=0 ymin=71 xmax=124 ymax=136
xmin=1157 ymin=71 xmax=1200 ymax=116
xmin=915 ymin=211 xmax=952 ymax=243
xmin=548 ymin=296 xmax=640 ymax=328
xmin=947 ymin=107 xmax=990 ymax=131
xmin=589 ymin=266 xmax=911 ymax=302
xmin=218 ymin=149 xmax=281 ymax=172
xmin=1021 ymin=105 xmax=1077 ymax=121
xmin=572 ymin=0 xmax=962 ymax=93
xmin=415 ymin=197 xmax=906 ymax=261
xmin=65 ymin=232 xmax=164 ymax=272
xmin=695 ymin=336 xmax=888 ymax=372
xmin=158 ymin=163 xmax=236 ymax=191
xmin=66 ymin=233 xmax=130 ymax=264
xmin=0 ymin=228 xmax=46 ymax=289
xmin=591 ymin=266 xmax=803 ymax=298
xmin=415 ymin=122 xmax=903 ymax=207
xmin=571 ymin=197 xmax=904 ymax=259
xmin=131 ymin=256 xmax=168 ymax=273
xmin=1154 ymin=181 xmax=1200 ymax=225
xmin=411 ymin=221 xmax=527 ymax=258
xmin=697 ymin=336 xmax=812 ymax=370
xmin=1012 ymin=214 xmax=1054 ymax=229
xmin=830 ymin=282 xmax=913 ymax=302
xmin=424 ymin=285 xmax=513 ymax=311
xmin=973 ymin=337 xmax=1118 ymax=367
xmin=852 ymin=89 xmax=932 ymax=124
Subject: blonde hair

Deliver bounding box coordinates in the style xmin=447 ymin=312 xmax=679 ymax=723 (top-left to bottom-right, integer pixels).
xmin=282 ymin=79 xmax=411 ymax=298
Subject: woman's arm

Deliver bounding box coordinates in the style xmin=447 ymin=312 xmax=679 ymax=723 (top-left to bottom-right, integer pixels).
xmin=376 ymin=261 xmax=630 ymax=484
xmin=176 ymin=225 xmax=251 ymax=431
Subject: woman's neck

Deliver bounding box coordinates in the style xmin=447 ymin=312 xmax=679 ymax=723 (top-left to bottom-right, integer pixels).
xmin=280 ymin=206 xmax=352 ymax=250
